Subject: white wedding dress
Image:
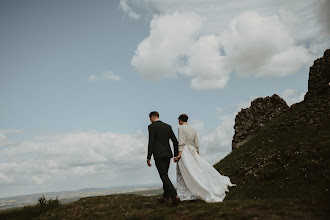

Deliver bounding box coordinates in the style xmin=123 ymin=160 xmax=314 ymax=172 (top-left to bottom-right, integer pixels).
xmin=177 ymin=145 xmax=235 ymax=203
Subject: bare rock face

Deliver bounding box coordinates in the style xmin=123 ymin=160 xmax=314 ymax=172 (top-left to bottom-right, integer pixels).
xmin=232 ymin=49 xmax=329 ymax=150
xmin=305 ymin=49 xmax=330 ymax=100
xmin=232 ymin=94 xmax=290 ymax=150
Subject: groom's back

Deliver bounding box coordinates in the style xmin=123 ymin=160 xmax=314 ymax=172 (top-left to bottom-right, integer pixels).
xmin=153 ymin=121 xmax=171 ymax=142
xmin=148 ymin=121 xmax=178 ymax=159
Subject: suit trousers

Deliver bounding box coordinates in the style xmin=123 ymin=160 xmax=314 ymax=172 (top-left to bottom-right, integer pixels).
xmin=155 ymin=157 xmax=177 ymax=198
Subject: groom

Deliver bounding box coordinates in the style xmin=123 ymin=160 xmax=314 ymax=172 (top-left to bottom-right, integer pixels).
xmin=147 ymin=111 xmax=180 ymax=206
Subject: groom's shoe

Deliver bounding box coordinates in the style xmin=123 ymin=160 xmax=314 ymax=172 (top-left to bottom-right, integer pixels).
xmin=157 ymin=196 xmax=169 ymax=205
xmin=171 ymin=196 xmax=180 ymax=207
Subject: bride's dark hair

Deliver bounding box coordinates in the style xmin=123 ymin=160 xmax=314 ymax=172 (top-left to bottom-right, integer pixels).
xmin=178 ymin=114 xmax=188 ymax=122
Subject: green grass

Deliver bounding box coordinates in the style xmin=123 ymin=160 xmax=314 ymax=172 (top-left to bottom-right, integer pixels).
xmin=32 ymin=194 xmax=328 ymax=220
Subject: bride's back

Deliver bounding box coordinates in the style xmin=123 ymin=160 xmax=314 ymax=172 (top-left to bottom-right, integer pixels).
xmin=178 ymin=124 xmax=199 ymax=151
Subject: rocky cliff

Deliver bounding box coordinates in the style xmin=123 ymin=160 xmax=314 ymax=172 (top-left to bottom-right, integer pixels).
xmin=232 ymin=94 xmax=290 ymax=150
xmin=232 ymin=49 xmax=330 ymax=150
xmin=305 ymin=49 xmax=330 ymax=100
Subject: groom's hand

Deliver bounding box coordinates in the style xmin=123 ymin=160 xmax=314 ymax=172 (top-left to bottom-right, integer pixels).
xmin=147 ymin=159 xmax=152 ymax=167
xmin=174 ymin=156 xmax=180 ymax=163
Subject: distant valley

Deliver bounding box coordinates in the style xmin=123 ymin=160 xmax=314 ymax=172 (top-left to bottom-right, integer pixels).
xmin=0 ymin=184 xmax=162 ymax=210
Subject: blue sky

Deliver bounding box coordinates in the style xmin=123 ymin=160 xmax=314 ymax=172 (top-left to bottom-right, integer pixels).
xmin=0 ymin=0 xmax=329 ymax=198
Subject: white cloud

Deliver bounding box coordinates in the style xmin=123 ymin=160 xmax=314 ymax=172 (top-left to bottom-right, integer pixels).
xmin=131 ymin=10 xmax=315 ymax=90
xmin=131 ymin=12 xmax=230 ymax=90
xmin=126 ymin=0 xmax=328 ymax=90
xmin=119 ymin=0 xmax=141 ymax=20
xmin=0 ymin=130 xmax=151 ymax=197
xmin=281 ymin=89 xmax=306 ymax=106
xmin=185 ymin=35 xmax=231 ymax=90
xmin=89 ymin=71 xmax=120 ymax=82
xmin=122 ymin=0 xmax=324 ymax=40
xmin=131 ymin=12 xmax=203 ymax=80
xmin=221 ymin=12 xmax=314 ymax=78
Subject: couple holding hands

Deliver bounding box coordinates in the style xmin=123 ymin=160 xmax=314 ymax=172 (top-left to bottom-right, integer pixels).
xmin=147 ymin=111 xmax=235 ymax=207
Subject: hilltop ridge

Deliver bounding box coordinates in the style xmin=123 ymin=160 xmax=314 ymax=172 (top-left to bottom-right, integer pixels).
xmin=215 ymin=49 xmax=330 ymax=202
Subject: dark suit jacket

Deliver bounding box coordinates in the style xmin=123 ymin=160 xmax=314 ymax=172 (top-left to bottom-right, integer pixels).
xmin=147 ymin=120 xmax=179 ymax=160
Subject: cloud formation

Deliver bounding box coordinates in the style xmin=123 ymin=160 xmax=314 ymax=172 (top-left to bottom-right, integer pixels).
xmin=131 ymin=10 xmax=315 ymax=90
xmin=131 ymin=12 xmax=202 ymax=80
xmin=221 ymin=12 xmax=313 ymax=78
xmin=89 ymin=71 xmax=120 ymax=82
xmin=0 ymin=130 xmax=149 ymax=197
xmin=131 ymin=12 xmax=231 ymax=90
xmin=122 ymin=0 xmax=325 ymax=40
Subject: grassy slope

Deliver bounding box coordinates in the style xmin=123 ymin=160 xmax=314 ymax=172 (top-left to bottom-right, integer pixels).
xmin=214 ymin=93 xmax=330 ymax=202
xmin=36 ymin=194 xmax=328 ymax=220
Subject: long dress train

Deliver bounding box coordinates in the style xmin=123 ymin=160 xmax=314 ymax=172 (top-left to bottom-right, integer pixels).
xmin=177 ymin=145 xmax=235 ymax=203
xmin=176 ymin=162 xmax=197 ymax=201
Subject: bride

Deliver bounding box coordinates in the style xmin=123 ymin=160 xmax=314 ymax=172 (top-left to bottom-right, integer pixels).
xmin=174 ymin=114 xmax=235 ymax=203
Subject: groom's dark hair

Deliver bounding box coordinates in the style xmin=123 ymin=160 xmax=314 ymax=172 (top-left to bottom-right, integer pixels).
xmin=149 ymin=111 xmax=159 ymax=118
xmin=178 ymin=114 xmax=188 ymax=122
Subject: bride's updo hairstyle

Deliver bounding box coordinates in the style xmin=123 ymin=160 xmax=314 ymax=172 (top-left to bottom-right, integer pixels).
xmin=178 ymin=114 xmax=188 ymax=122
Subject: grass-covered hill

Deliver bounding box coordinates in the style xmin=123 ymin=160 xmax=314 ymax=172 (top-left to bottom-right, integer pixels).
xmin=214 ymin=49 xmax=330 ymax=203
xmin=214 ymin=92 xmax=330 ymax=202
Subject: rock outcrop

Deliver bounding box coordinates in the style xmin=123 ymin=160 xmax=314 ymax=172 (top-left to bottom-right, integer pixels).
xmin=304 ymin=49 xmax=330 ymax=100
xmin=232 ymin=49 xmax=330 ymax=150
xmin=232 ymin=94 xmax=290 ymax=150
